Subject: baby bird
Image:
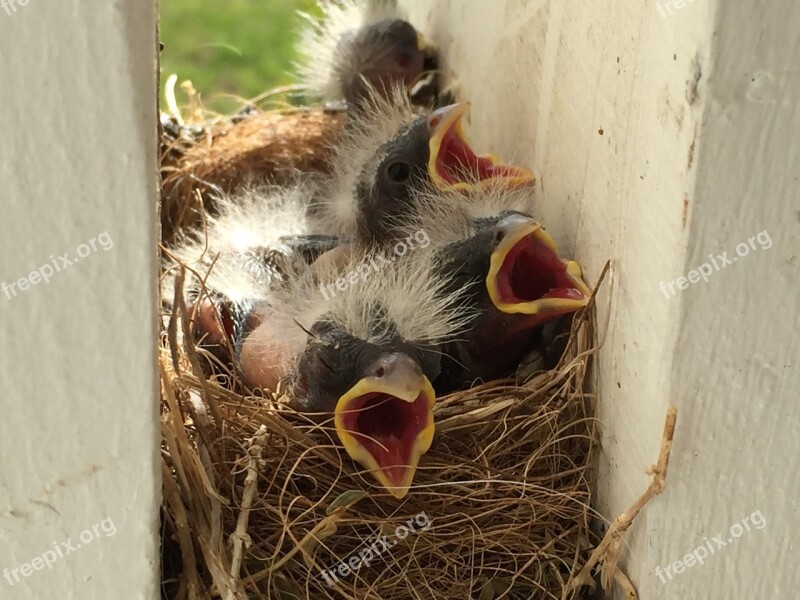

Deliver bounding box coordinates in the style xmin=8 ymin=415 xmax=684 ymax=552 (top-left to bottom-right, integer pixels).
xmin=163 ymin=181 xmax=338 ymax=358
xmin=311 ymin=87 xmax=534 ymax=244
xmin=239 ymin=249 xmax=476 ymax=498
xmin=296 ymin=0 xmax=435 ymax=106
xmin=399 ymin=184 xmax=592 ymax=390
xmin=166 ymin=183 xmax=476 ymax=497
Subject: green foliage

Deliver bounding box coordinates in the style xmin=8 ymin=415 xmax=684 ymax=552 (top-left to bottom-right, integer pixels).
xmin=160 ymin=0 xmax=320 ymax=113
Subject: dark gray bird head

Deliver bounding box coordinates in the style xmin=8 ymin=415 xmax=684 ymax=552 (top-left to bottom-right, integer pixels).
xmin=296 ymin=1 xmax=432 ymax=105
xmin=336 ymin=18 xmax=429 ymax=105
xmin=291 ymin=319 xmax=439 ymax=498
xmin=409 ymin=185 xmax=591 ymax=321
xmin=402 ymin=186 xmax=592 ymax=389
xmin=442 ymin=211 xmax=592 ymax=322
xmin=271 ymin=248 xmax=475 ymax=497
xmin=314 ymin=98 xmax=535 ymax=243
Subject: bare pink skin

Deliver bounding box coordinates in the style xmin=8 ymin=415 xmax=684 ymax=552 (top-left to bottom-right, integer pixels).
xmin=237 ymin=245 xmax=354 ymax=389
xmin=309 ymin=243 xmax=354 ymax=275
xmin=189 ymin=244 xmax=354 ymax=388
xmin=239 ymin=310 xmax=295 ymax=391
xmin=190 ymin=299 xmax=227 ymax=346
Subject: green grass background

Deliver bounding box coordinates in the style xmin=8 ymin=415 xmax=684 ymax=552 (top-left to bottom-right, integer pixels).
xmin=160 ymin=0 xmax=321 ymax=114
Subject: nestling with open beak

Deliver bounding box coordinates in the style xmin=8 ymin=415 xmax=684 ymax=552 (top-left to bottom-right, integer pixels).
xmin=295 ymin=0 xmax=437 ymax=106
xmin=239 ymin=250 xmax=476 ymax=498
xmin=310 ymin=87 xmax=535 ymax=244
xmin=400 ymin=184 xmax=592 ymax=390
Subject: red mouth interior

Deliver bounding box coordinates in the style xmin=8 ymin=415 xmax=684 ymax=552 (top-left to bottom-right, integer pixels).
xmin=435 ymin=125 xmax=523 ymax=185
xmin=496 ymin=233 xmax=587 ymax=309
xmin=340 ymin=392 xmax=429 ymax=485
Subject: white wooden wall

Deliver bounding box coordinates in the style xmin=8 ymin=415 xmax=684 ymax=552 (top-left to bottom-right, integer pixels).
xmin=397 ymin=0 xmax=800 ymax=597
xmin=1 ymin=0 xmax=797 ymax=598
xmin=0 ymin=1 xmax=160 ymax=598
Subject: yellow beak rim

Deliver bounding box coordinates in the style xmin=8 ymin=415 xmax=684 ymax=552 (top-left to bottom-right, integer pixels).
xmin=427 ymin=102 xmax=535 ymax=192
xmin=486 ymin=220 xmax=591 ymax=315
xmin=416 ymin=32 xmax=427 ymax=52
xmin=334 ymin=375 xmax=436 ymax=499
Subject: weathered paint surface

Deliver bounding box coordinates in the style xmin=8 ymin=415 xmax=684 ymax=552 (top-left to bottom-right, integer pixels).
xmin=0 ymin=1 xmax=160 ymax=598
xmin=400 ymin=1 xmax=799 ymax=597
xmin=1 ymin=0 xmax=798 ymax=597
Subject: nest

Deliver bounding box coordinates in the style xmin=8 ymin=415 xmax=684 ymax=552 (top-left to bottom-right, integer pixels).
xmin=160 ymin=293 xmax=601 ymax=599
xmin=160 ymin=106 xmax=346 ymax=245
xmin=157 ymin=83 xmax=676 ymax=600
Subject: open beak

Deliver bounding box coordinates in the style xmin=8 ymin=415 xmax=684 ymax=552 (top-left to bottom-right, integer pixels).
xmin=487 ymin=214 xmax=591 ymax=324
xmin=334 ymin=353 xmax=435 ymax=499
xmin=427 ymin=102 xmax=534 ymax=192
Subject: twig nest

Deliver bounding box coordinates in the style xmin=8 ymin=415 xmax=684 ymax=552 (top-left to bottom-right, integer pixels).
xmin=161 ymin=108 xmax=346 ymax=244
xmin=160 ymin=303 xmax=599 ymax=599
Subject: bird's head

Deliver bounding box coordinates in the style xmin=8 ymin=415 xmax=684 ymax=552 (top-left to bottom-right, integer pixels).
xmin=296 ymin=1 xmax=430 ymax=104
xmin=283 ymin=248 xmax=476 ymax=498
xmin=337 ymin=18 xmax=428 ymax=105
xmin=413 ymin=186 xmax=591 ymax=326
xmin=292 ymin=320 xmax=438 ymax=499
xmin=351 ymin=101 xmax=534 ymax=241
xmin=483 ymin=213 xmax=591 ymax=323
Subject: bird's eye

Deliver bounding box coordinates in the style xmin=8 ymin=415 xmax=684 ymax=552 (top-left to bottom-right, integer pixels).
xmin=317 ymin=354 xmax=335 ymax=373
xmin=311 ymin=347 xmax=337 ymax=374
xmin=386 ymin=161 xmax=411 ymax=183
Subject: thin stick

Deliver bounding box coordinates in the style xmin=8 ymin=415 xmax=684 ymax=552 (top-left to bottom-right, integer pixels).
xmin=569 ymin=405 xmax=677 ymax=599
xmin=226 ymin=425 xmax=268 ymax=599
xmin=162 ymin=463 xmax=202 ymax=599
xmin=175 ymin=264 xmax=224 ymax=427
